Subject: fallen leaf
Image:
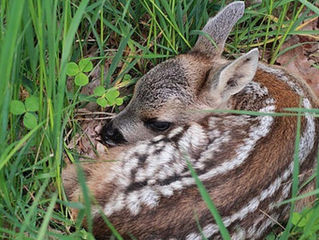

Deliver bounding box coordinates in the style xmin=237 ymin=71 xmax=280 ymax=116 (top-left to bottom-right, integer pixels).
xmin=277 ymin=35 xmax=319 ymax=96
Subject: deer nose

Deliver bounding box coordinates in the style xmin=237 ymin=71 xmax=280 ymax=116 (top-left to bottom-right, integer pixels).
xmin=104 ymin=123 xmax=115 ymax=136
xmin=100 ymin=121 xmax=127 ymax=146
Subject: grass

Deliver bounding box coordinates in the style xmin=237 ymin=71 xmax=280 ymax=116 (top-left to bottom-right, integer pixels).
xmin=187 ymin=157 xmax=231 ymax=240
xmin=0 ymin=0 xmax=318 ymax=239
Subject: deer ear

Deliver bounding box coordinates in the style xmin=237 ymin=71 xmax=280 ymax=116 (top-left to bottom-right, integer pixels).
xmin=210 ymin=48 xmax=259 ymax=101
xmin=193 ymin=1 xmax=245 ymax=56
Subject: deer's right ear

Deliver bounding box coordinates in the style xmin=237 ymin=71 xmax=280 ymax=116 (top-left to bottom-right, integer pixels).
xmin=208 ymin=48 xmax=259 ymax=101
xmin=192 ymin=1 xmax=245 ymax=57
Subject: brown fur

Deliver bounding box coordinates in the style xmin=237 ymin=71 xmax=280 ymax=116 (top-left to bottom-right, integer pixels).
xmin=63 ymin=2 xmax=319 ymax=239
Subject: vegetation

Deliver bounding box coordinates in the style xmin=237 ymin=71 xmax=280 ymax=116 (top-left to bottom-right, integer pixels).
xmin=0 ymin=0 xmax=318 ymax=239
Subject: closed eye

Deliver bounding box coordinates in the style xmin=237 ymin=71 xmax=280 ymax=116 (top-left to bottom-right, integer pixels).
xmin=144 ymin=119 xmax=172 ymax=132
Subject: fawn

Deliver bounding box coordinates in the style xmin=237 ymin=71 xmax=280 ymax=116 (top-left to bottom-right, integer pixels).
xmin=63 ymin=1 xmax=319 ymax=239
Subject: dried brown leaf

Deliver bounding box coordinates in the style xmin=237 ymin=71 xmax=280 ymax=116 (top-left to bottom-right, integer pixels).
xmin=277 ymin=35 xmax=319 ymax=96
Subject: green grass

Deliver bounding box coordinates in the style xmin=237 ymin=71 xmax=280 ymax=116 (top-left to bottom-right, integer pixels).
xmin=187 ymin=157 xmax=231 ymax=240
xmin=0 ymin=0 xmax=318 ymax=239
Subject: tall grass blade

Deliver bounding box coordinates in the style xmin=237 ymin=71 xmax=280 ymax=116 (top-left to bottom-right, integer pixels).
xmin=186 ymin=158 xmax=231 ymax=240
xmin=297 ymin=0 xmax=319 ymax=15
xmin=36 ymin=193 xmax=58 ymax=240
xmin=279 ymin=99 xmax=302 ymax=240
xmin=0 ymin=123 xmax=43 ymax=170
xmin=0 ymin=0 xmax=25 ymax=151
xmin=17 ymin=179 xmax=50 ymax=239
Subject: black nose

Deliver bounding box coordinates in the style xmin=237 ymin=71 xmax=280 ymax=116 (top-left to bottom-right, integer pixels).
xmin=100 ymin=121 xmax=127 ymax=146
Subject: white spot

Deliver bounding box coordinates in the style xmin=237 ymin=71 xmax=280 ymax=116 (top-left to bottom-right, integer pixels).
xmin=170 ymin=181 xmax=184 ymax=191
xmin=168 ymin=126 xmax=184 ymax=139
xmin=178 ymin=124 xmax=207 ymax=152
xmin=153 ymin=135 xmax=165 ymax=142
xmin=127 ymin=191 xmax=141 ymax=215
xmin=299 ymin=98 xmax=315 ymax=161
xmin=123 ymin=155 xmax=138 ymax=176
xmin=231 ymin=228 xmax=246 ymax=240
xmin=139 ymin=186 xmax=160 ymax=208
xmin=103 ymin=192 xmax=125 ymax=216
xmin=208 ymin=129 xmax=221 ymax=139
xmin=255 ymin=218 xmax=276 ymax=238
xmin=244 ymin=81 xmax=269 ymax=97
xmin=158 ymin=185 xmax=174 ymax=197
xmin=202 ymin=224 xmax=219 ymax=239
xmin=186 ymin=232 xmax=201 ymax=240
xmin=148 ymin=179 xmax=156 ymax=185
xmin=135 ymin=143 xmax=175 ymax=182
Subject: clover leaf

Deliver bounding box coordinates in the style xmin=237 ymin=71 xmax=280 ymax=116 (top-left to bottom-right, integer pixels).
xmin=93 ymin=86 xmax=106 ymax=97
xmin=105 ymin=88 xmax=120 ymax=103
xmin=10 ymin=96 xmax=39 ymax=130
xmin=93 ymin=86 xmax=124 ymax=108
xmin=96 ymin=97 xmax=108 ymax=108
xmin=23 ymin=112 xmax=38 ymax=130
xmin=79 ymin=59 xmax=93 ymax=72
xmin=66 ymin=58 xmax=93 ymax=87
xmin=75 ymin=72 xmax=89 ymax=86
xmin=66 ymin=62 xmax=80 ymax=76
xmin=10 ymin=100 xmax=26 ymax=115
xmin=115 ymin=97 xmax=124 ymax=106
xmin=25 ymin=96 xmax=39 ymax=112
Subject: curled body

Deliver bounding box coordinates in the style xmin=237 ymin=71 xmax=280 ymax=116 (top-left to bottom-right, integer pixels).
xmin=63 ymin=2 xmax=319 ymax=239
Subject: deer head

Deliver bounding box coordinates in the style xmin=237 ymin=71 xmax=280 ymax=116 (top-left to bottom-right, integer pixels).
xmin=100 ymin=1 xmax=259 ymax=146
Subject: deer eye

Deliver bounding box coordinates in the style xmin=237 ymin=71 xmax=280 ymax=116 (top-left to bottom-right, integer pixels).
xmin=144 ymin=119 xmax=172 ymax=132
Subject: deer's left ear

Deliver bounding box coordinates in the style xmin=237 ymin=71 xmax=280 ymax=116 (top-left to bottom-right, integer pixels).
xmin=210 ymin=48 xmax=259 ymax=101
xmin=192 ymin=1 xmax=245 ymax=57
